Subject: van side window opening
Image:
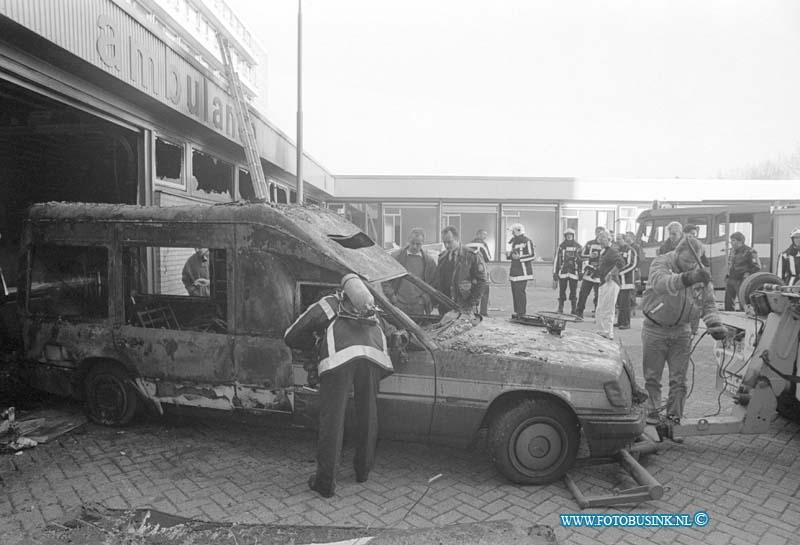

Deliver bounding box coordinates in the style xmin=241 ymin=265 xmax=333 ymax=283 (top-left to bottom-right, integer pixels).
xmin=28 ymin=245 xmax=108 ymax=319
xmin=123 ymin=246 xmax=228 ymax=333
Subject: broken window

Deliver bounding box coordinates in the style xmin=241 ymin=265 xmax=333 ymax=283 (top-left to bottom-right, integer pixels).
xmin=269 ymin=181 xmax=288 ymax=204
xmin=123 ymin=246 xmax=228 ymax=333
xmin=155 ymin=138 xmax=183 ymax=186
xmin=192 ymin=149 xmax=233 ymax=200
xmin=27 ymin=245 xmax=108 ymax=319
xmin=238 ymin=168 xmax=254 ymax=201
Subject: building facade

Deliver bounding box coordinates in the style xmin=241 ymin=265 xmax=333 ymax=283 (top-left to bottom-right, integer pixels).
xmin=0 ymin=0 xmax=334 ymax=286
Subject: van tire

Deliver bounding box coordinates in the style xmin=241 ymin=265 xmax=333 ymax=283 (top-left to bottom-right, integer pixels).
xmin=85 ymin=363 xmax=138 ymax=426
xmin=487 ymin=398 xmax=579 ymax=485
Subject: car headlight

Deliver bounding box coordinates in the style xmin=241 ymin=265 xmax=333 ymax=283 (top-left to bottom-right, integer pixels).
xmin=604 ymin=377 xmax=632 ymax=408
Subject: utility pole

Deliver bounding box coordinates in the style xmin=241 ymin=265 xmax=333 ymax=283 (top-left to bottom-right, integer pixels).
xmin=296 ymin=0 xmax=304 ymax=204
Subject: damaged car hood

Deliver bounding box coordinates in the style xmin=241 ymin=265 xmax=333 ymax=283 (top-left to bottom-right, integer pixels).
xmin=429 ymin=315 xmax=624 ymax=384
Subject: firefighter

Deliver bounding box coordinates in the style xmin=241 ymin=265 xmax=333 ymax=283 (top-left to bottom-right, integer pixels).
xmin=552 ymin=228 xmax=582 ymax=314
xmin=615 ymin=232 xmax=638 ymax=330
xmin=574 ymin=226 xmax=606 ymax=320
xmin=283 ymin=274 xmax=394 ymax=498
xmin=641 ymin=237 xmax=728 ymax=425
xmin=436 ymin=226 xmax=488 ymax=314
xmin=777 ymin=227 xmax=800 ymax=286
xmin=724 ymin=232 xmax=761 ymax=311
xmin=505 ymin=223 xmax=535 ymax=316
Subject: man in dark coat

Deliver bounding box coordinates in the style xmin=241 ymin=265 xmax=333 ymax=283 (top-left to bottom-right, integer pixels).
xmin=724 ymin=232 xmax=761 ymax=311
xmin=436 ymin=226 xmax=488 ymax=314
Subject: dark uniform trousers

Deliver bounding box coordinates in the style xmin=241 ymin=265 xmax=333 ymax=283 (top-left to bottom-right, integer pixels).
xmin=511 ymin=281 xmax=527 ymax=315
xmin=558 ymin=278 xmax=578 ymax=306
xmin=316 ymin=358 xmax=381 ymax=493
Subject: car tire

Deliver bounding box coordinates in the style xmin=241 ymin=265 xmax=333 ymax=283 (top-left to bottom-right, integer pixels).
xmin=487 ymin=397 xmax=579 ymax=485
xmin=85 ymin=362 xmax=138 ymax=426
xmin=738 ymin=272 xmax=783 ymax=311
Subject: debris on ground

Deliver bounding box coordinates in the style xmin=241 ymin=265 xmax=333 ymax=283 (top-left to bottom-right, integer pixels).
xmin=39 ymin=505 xmax=557 ymax=544
xmin=0 ymin=406 xmax=87 ymax=454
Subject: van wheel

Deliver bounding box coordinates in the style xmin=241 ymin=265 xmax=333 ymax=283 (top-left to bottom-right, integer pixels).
xmin=85 ymin=363 xmax=138 ymax=426
xmin=487 ymin=398 xmax=579 ymax=485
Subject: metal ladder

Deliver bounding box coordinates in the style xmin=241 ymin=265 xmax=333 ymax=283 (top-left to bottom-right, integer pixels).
xmin=216 ymin=34 xmax=269 ymax=202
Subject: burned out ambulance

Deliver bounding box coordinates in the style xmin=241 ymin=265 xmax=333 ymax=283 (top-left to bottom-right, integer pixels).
xmin=9 ymin=202 xmax=645 ymax=484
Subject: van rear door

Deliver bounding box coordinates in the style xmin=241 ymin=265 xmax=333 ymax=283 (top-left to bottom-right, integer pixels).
xmin=710 ymin=211 xmax=730 ymax=287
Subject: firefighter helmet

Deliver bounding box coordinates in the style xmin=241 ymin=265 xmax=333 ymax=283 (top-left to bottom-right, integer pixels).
xmin=791 ymin=226 xmax=800 ymax=239
xmin=564 ymin=228 xmax=576 ymax=238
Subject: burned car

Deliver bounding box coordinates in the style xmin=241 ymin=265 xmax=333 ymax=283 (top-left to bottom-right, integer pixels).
xmin=11 ymin=202 xmax=645 ymax=484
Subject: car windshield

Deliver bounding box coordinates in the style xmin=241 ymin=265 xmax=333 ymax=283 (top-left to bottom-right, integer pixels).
xmin=368 ymin=273 xmax=482 ymax=350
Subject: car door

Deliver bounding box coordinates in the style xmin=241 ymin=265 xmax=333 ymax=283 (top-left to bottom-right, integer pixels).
xmin=377 ymin=336 xmax=436 ymax=439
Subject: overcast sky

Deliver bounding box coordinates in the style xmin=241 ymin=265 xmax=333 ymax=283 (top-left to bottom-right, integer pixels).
xmin=228 ymin=0 xmax=800 ymax=179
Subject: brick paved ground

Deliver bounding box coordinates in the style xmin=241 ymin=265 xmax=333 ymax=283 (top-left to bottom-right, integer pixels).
xmin=1 ymin=286 xmax=798 ymax=544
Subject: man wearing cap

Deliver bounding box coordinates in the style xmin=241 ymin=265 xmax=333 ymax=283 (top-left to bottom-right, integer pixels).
xmin=724 ymin=232 xmax=761 ymax=311
xmin=436 ymin=226 xmax=488 ymax=314
xmin=553 ymin=228 xmax=582 ymax=315
xmin=641 ymin=237 xmax=728 ymax=426
xmin=506 ymin=223 xmax=535 ymax=316
xmin=284 ymin=274 xmax=394 ymax=498
xmin=777 ymin=227 xmax=800 ymax=286
xmin=386 ymin=228 xmax=437 ymax=315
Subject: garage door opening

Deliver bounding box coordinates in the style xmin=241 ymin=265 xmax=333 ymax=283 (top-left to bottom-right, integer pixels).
xmin=0 ymin=79 xmax=139 ymax=288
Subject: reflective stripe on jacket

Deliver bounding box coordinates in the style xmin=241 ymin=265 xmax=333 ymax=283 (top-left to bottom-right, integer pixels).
xmin=580 ymin=238 xmax=603 ymax=284
xmin=283 ymin=294 xmax=393 ymax=376
xmin=777 ymin=245 xmax=800 ymax=286
xmin=508 ymin=235 xmax=535 ymax=282
xmin=553 ymin=240 xmax=582 ymax=280
xmin=618 ymin=245 xmax=639 ymax=290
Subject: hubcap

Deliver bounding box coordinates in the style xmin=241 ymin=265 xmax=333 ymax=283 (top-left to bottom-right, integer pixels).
xmin=512 ymin=420 xmax=564 ymax=474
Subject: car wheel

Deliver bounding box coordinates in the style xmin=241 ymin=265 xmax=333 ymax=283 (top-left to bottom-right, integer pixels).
xmin=85 ymin=363 xmax=138 ymax=426
xmin=487 ymin=398 xmax=579 ymax=485
xmin=738 ymin=272 xmax=783 ymax=311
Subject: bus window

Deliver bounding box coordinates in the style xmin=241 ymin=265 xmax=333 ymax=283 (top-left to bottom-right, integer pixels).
xmin=687 ymin=217 xmax=708 ymax=241
xmin=650 ymin=219 xmax=672 ymax=244
xmin=729 ymin=215 xmax=753 ymax=244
